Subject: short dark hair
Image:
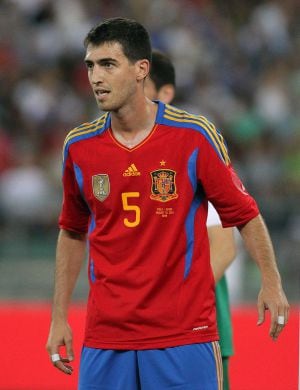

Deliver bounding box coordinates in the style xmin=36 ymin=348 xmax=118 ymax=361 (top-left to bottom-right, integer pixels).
xmin=84 ymin=17 xmax=152 ymax=63
xmin=149 ymin=50 xmax=176 ymax=90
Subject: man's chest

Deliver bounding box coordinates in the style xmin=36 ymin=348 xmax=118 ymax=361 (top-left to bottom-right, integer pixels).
xmin=70 ymin=132 xmax=199 ymax=218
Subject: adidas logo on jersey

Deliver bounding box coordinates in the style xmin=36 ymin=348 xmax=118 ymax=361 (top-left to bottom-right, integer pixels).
xmin=123 ymin=164 xmax=141 ymax=177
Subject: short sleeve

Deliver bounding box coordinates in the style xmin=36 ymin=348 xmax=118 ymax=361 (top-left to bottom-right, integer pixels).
xmin=198 ymin=136 xmax=259 ymax=227
xmin=58 ymin=150 xmax=90 ymax=233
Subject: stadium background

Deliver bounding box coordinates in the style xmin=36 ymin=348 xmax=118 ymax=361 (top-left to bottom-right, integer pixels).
xmin=0 ymin=0 xmax=299 ymax=389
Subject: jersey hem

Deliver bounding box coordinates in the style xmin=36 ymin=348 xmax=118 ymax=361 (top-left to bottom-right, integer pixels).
xmin=83 ymin=333 xmax=219 ymax=350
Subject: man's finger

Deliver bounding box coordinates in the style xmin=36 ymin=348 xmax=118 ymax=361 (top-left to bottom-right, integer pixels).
xmin=65 ymin=338 xmax=74 ymax=362
xmin=53 ymin=359 xmax=74 ymax=375
xmin=285 ymin=306 xmax=290 ymax=324
xmin=268 ymin=303 xmax=278 ymax=337
xmin=270 ymin=322 xmax=284 ymax=341
xmin=270 ymin=311 xmax=286 ymax=340
xmin=50 ymin=353 xmax=61 ymax=364
xmin=257 ymin=301 xmax=265 ymax=325
xmin=61 ymin=357 xmax=73 ymax=363
xmin=49 ymin=349 xmax=74 ymax=375
xmin=50 ymin=353 xmax=73 ymax=374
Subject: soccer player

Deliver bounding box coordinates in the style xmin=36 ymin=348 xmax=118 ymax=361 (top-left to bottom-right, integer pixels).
xmin=46 ymin=18 xmax=289 ymax=390
xmin=144 ymin=49 xmax=235 ymax=390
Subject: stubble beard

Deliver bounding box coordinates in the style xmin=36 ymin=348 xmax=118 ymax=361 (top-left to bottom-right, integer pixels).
xmin=96 ymin=85 xmax=136 ymax=113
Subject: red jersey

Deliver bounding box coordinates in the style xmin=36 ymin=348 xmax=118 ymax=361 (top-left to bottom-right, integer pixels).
xmin=59 ymin=101 xmax=259 ymax=349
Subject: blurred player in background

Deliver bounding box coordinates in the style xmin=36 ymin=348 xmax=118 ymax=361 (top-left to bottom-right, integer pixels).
xmin=144 ymin=50 xmax=235 ymax=390
xmin=46 ymin=17 xmax=289 ymax=390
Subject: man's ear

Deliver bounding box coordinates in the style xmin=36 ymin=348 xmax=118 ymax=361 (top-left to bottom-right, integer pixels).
xmin=157 ymin=84 xmax=175 ymax=104
xmin=136 ymin=59 xmax=150 ymax=81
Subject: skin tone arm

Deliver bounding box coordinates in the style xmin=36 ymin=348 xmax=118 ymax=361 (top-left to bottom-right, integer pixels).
xmin=238 ymin=214 xmax=289 ymax=340
xmin=208 ymin=226 xmax=236 ymax=283
xmin=46 ymin=229 xmax=87 ymax=375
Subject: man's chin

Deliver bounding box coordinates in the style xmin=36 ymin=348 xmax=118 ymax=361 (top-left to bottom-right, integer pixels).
xmin=97 ymin=101 xmax=121 ymax=113
xmin=97 ymin=102 xmax=111 ymax=112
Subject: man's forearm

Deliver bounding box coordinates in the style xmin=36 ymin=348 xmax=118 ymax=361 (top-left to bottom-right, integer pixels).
xmin=238 ymin=214 xmax=281 ymax=285
xmin=238 ymin=213 xmax=289 ymax=340
xmin=52 ymin=229 xmax=87 ymax=321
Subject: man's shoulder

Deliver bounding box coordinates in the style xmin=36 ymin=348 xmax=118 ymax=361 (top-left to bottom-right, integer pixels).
xmin=62 ymin=113 xmax=110 ymax=161
xmin=159 ymin=103 xmax=230 ymax=165
xmin=63 ymin=113 xmax=110 ymax=154
xmin=65 ymin=113 xmax=110 ymax=146
xmin=160 ymin=103 xmax=215 ymax=134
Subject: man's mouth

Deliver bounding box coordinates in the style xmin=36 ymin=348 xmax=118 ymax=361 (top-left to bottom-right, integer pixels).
xmin=95 ymin=89 xmax=110 ymax=98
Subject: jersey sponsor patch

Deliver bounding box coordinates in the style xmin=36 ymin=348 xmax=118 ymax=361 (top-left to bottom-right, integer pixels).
xmin=150 ymin=169 xmax=178 ymax=202
xmin=92 ymin=174 xmax=110 ymax=201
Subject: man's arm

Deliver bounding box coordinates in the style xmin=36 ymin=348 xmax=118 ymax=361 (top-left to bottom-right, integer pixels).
xmin=208 ymin=226 xmax=236 ymax=283
xmin=238 ymin=214 xmax=289 ymax=340
xmin=46 ymin=229 xmax=86 ymax=375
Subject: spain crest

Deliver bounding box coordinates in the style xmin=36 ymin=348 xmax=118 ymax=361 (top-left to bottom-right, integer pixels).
xmin=92 ymin=174 xmax=110 ymax=202
xmin=150 ymin=169 xmax=178 ymax=202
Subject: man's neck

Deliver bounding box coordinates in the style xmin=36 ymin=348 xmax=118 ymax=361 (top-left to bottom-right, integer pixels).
xmin=110 ymin=97 xmax=158 ymax=148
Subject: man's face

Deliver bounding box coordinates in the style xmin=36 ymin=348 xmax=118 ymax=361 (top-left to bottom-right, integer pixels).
xmin=84 ymin=41 xmax=139 ymax=112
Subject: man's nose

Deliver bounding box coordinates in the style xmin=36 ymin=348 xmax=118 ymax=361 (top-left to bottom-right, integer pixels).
xmin=90 ymin=65 xmax=104 ymax=84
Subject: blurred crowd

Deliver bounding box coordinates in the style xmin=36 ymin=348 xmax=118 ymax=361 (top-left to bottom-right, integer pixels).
xmin=0 ymin=0 xmax=299 ymax=297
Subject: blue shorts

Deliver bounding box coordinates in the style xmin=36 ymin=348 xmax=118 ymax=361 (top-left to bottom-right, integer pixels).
xmin=78 ymin=342 xmax=223 ymax=390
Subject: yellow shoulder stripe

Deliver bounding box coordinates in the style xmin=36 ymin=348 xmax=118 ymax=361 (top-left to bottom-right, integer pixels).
xmin=63 ymin=114 xmax=108 ymax=150
xmin=164 ymin=107 xmax=230 ymax=164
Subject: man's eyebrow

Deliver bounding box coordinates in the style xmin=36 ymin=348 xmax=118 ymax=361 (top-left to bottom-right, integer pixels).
xmin=84 ymin=57 xmax=119 ymax=65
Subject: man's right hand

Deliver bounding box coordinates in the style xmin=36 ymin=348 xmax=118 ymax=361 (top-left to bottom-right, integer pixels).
xmin=46 ymin=320 xmax=74 ymax=375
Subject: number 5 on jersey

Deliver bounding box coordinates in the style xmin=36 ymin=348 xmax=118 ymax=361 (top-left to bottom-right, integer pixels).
xmin=121 ymin=192 xmax=140 ymax=228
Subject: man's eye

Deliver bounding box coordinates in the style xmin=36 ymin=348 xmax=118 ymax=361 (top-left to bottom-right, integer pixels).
xmin=86 ymin=63 xmax=93 ymax=69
